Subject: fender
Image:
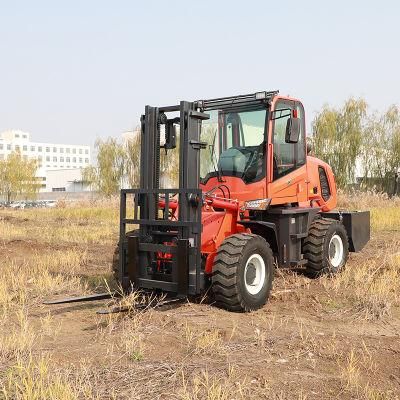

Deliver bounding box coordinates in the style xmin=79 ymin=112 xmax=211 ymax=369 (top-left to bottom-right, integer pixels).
xmin=238 ymin=207 xmax=320 ymax=267
xmin=237 ymin=220 xmax=278 ymax=254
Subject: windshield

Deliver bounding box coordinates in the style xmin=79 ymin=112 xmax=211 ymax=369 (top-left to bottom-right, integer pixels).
xmin=200 ymin=108 xmax=267 ymax=184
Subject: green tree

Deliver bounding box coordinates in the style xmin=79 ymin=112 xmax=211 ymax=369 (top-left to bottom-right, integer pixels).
xmin=124 ymin=126 xmax=180 ymax=189
xmin=313 ymin=98 xmax=367 ymax=189
xmin=363 ymin=105 xmax=400 ymax=192
xmin=125 ymin=132 xmax=141 ymax=188
xmin=0 ymin=151 xmax=39 ymax=202
xmin=82 ymin=138 xmax=126 ymax=197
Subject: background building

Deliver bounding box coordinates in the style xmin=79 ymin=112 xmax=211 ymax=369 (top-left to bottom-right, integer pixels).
xmin=45 ymin=168 xmax=91 ymax=193
xmin=0 ymin=129 xmax=91 ymax=193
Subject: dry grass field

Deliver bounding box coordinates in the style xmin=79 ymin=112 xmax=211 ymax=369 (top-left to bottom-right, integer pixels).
xmin=0 ymin=193 xmax=399 ymax=399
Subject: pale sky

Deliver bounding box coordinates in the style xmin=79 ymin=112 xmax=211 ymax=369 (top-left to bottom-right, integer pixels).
xmin=0 ymin=0 xmax=399 ymax=146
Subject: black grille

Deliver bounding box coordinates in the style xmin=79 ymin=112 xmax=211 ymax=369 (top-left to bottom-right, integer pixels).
xmin=318 ymin=167 xmax=331 ymax=201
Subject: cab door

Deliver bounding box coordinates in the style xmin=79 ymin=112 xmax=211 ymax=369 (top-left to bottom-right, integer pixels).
xmin=268 ymin=99 xmax=308 ymax=205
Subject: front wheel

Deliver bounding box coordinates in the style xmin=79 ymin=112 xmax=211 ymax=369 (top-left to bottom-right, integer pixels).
xmin=211 ymin=233 xmax=274 ymax=312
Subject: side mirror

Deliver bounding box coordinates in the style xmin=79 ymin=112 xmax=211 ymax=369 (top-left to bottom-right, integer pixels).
xmin=285 ymin=117 xmax=301 ymax=143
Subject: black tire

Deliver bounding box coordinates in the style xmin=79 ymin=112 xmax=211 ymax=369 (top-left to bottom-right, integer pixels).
xmin=303 ymin=218 xmax=349 ymax=278
xmin=211 ymin=233 xmax=274 ymax=312
xmin=111 ymin=230 xmax=139 ymax=283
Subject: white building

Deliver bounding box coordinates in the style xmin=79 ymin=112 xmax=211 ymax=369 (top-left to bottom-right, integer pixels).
xmin=0 ymin=129 xmax=91 ymax=192
xmin=45 ymin=168 xmax=91 ymax=193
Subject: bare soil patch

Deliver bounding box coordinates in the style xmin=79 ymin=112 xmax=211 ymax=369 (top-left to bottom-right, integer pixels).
xmin=0 ymin=208 xmax=399 ymax=399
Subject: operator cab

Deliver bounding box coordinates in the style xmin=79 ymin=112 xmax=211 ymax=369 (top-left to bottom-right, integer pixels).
xmin=199 ymin=95 xmax=306 ymax=203
xmin=200 ymin=107 xmax=266 ymax=185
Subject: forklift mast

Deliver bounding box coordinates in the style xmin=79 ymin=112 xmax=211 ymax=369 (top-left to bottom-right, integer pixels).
xmin=119 ymin=101 xmax=209 ymax=295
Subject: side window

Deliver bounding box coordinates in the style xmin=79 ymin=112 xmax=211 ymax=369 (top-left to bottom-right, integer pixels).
xmin=273 ymin=101 xmax=306 ymax=180
xmin=273 ymin=103 xmax=295 ymax=180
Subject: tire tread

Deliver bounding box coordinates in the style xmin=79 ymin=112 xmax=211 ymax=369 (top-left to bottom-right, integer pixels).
xmin=303 ymin=218 xmax=348 ymax=277
xmin=212 ymin=233 xmax=273 ymax=312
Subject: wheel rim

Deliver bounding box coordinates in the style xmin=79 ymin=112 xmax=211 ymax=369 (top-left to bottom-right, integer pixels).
xmin=244 ymin=254 xmax=265 ymax=295
xmin=328 ymin=234 xmax=344 ymax=268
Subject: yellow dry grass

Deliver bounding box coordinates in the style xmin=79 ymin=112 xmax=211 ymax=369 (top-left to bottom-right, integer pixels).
xmin=337 ymin=190 xmax=400 ymax=209
xmin=184 ymin=323 xmax=224 ymax=356
xmin=0 ymin=308 xmax=36 ymax=363
xmin=0 ymin=231 xmax=96 ymax=398
xmin=337 ymin=345 xmax=395 ymax=399
xmin=0 ymin=250 xmax=88 ymax=321
xmin=1 ymin=355 xmax=98 ymax=400
xmin=369 ymin=207 xmax=400 ymax=231
xmin=322 ymin=249 xmax=400 ymax=319
xmin=0 ymin=193 xmax=398 ymax=399
xmin=338 ymin=191 xmax=400 ymax=232
xmin=0 ymin=206 xmax=118 ymax=245
xmin=179 ymin=367 xmax=248 ymax=400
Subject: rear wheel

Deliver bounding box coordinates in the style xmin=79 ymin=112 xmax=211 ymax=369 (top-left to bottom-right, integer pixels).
xmin=212 ymin=233 xmax=274 ymax=312
xmin=303 ymin=218 xmax=349 ymax=277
